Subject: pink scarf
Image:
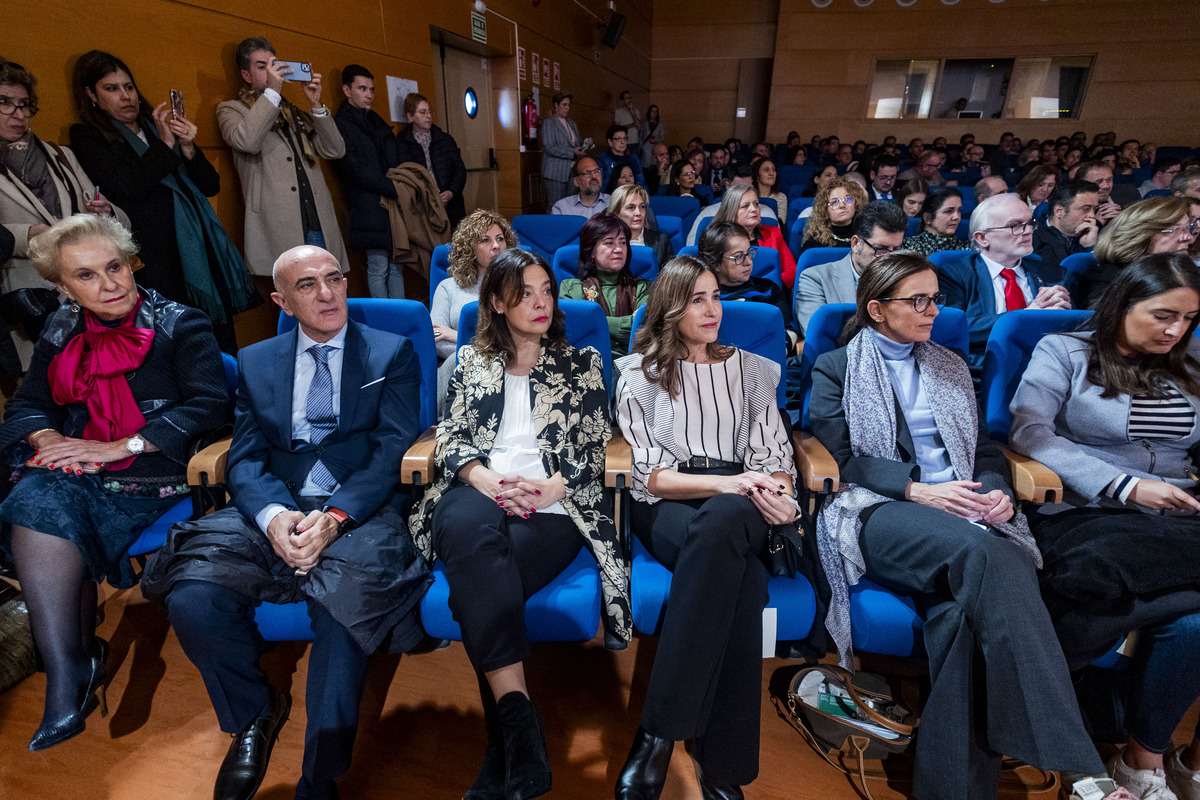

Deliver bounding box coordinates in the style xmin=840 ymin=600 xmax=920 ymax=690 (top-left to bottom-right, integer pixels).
xmin=46 ymin=299 xmax=155 ymax=471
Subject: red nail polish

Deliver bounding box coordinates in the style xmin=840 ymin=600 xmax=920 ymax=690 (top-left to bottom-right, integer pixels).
xmin=33 ymin=460 xmax=40 ymax=465
xmin=523 ymin=513 xmax=531 ymax=519
xmin=535 ymin=489 xmax=542 ymax=495
xmin=75 ymin=469 xmax=82 ymax=475
xmin=63 ymin=467 xmax=70 ymax=473
xmin=495 ymin=495 xmax=502 ymax=500
xmin=498 ymin=479 xmax=505 ymax=485
xmin=497 ymin=502 xmax=504 ymax=507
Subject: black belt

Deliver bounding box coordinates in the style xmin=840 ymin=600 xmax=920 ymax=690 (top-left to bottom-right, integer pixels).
xmin=678 ymin=456 xmax=742 ymax=475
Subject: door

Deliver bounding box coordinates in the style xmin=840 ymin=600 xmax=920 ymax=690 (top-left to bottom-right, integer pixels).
xmin=432 ymin=41 xmax=497 ymax=215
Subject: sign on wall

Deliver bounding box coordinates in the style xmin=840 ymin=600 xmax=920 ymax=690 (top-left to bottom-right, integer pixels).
xmin=471 ymin=12 xmax=487 ymax=43
xmin=532 ymin=52 xmax=540 ymax=85
xmin=553 ymin=61 xmax=560 ymax=90
xmin=386 ymin=76 xmax=419 ymax=123
xmin=542 ymin=58 xmax=550 ymax=86
xmin=518 ymin=47 xmax=526 ymax=81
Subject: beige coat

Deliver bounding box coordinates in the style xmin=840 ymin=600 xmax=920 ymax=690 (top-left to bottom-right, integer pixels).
xmin=383 ymin=163 xmax=451 ymax=281
xmin=216 ymin=95 xmax=348 ymax=276
xmin=0 ymin=139 xmax=130 ymax=293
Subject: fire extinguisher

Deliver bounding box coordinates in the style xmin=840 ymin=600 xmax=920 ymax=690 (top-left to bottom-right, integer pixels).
xmin=522 ymin=95 xmax=539 ymax=142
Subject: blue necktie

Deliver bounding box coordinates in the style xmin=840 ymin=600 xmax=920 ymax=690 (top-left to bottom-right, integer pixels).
xmin=305 ymin=344 xmax=338 ymax=492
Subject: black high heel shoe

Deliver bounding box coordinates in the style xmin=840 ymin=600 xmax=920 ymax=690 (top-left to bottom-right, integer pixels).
xmin=614 ymin=725 xmax=674 ymax=800
xmin=28 ymin=637 xmax=108 ymax=752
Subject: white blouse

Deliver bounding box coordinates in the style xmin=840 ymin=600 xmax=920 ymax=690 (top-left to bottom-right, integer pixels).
xmin=487 ymin=373 xmax=566 ymax=515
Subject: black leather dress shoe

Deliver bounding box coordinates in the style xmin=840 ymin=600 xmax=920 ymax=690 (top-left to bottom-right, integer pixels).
xmin=694 ymin=760 xmax=744 ymax=800
xmin=614 ymin=726 xmax=673 ymax=800
xmin=214 ymin=687 xmax=291 ymax=800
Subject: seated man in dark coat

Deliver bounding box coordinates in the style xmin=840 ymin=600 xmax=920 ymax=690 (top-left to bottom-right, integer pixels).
xmin=142 ymin=244 xmax=430 ymax=800
xmin=1032 ymin=179 xmax=1100 ymax=276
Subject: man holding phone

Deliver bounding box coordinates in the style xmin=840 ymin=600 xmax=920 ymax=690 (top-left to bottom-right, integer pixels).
xmin=217 ymin=37 xmax=348 ymax=278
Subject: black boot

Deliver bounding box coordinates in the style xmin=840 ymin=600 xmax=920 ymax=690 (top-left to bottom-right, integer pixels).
xmin=694 ymin=759 xmax=744 ymax=800
xmin=496 ymin=692 xmax=552 ymax=800
xmin=614 ymin=725 xmax=673 ymax=800
xmin=463 ymin=676 xmax=505 ymax=800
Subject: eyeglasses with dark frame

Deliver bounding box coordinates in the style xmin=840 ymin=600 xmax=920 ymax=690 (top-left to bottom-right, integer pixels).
xmin=0 ymin=97 xmax=39 ymax=117
xmin=859 ymin=239 xmax=902 ymax=258
xmin=725 ymin=246 xmax=758 ymax=265
xmin=980 ymin=219 xmax=1038 ymax=236
xmin=879 ymin=292 xmax=946 ymax=313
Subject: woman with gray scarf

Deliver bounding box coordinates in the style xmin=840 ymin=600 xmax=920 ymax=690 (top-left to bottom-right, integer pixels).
xmin=809 ymin=251 xmax=1123 ymax=800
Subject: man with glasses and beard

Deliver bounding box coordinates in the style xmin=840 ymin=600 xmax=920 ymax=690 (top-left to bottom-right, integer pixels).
xmin=551 ymin=156 xmax=610 ymax=219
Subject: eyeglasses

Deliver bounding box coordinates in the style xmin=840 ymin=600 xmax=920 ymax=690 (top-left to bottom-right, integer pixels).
xmin=0 ymin=97 xmax=38 ymax=118
xmin=859 ymin=239 xmax=902 ymax=257
xmin=980 ymin=219 xmax=1038 ymax=236
xmin=726 ymin=247 xmax=758 ymax=265
xmin=577 ymin=168 xmax=602 ymax=178
xmin=828 ymin=196 xmax=857 ymax=208
xmin=680 ymin=170 xmax=697 ymax=178
xmin=1161 ymin=219 xmax=1200 ymax=238
xmin=879 ymin=293 xmax=946 ymax=313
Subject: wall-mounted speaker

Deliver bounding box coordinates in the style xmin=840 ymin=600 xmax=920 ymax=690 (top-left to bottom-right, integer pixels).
xmin=600 ymin=12 xmax=626 ymax=48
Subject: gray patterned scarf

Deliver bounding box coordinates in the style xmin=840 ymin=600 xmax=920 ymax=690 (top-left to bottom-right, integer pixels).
xmin=816 ymin=329 xmax=1042 ymax=668
xmin=1 ymin=132 xmax=60 ymax=218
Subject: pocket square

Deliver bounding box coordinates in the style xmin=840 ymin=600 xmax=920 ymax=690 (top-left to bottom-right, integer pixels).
xmin=360 ymin=377 xmax=385 ymax=389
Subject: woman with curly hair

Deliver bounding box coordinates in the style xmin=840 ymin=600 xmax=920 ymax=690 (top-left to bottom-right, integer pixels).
xmin=559 ymin=214 xmax=650 ymax=358
xmin=431 ymin=209 xmax=518 ymax=410
xmin=798 ymin=176 xmax=868 ymax=255
xmin=410 ymin=247 xmax=628 ymax=800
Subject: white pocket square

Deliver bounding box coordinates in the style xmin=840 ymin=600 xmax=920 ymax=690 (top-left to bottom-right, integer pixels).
xmin=360 ymin=377 xmax=385 ymax=389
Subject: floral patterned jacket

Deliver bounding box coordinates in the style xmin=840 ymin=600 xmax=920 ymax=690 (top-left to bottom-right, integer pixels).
xmin=408 ymin=341 xmax=632 ymax=642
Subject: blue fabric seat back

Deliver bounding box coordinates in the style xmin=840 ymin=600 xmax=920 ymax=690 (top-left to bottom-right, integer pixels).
xmin=648 ymin=196 xmax=701 ymax=236
xmin=779 ymin=165 xmax=817 ymax=193
xmin=429 ymin=243 xmax=452 ymax=306
xmin=758 ymin=196 xmax=778 ymax=216
xmin=655 ymin=214 xmax=684 ymax=252
xmin=1060 ymin=251 xmax=1098 ymax=297
xmin=906 ymin=216 xmax=921 ymax=237
xmin=510 ymin=214 xmax=586 ymax=261
xmin=790 ymin=247 xmax=850 ymax=320
xmin=1145 ymin=189 xmax=1172 ymax=198
xmin=551 ymin=244 xmax=658 ymax=285
xmin=980 ymin=308 xmax=1093 ymax=443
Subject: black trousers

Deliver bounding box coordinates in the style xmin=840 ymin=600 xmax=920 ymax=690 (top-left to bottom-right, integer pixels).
xmin=631 ymin=494 xmax=770 ymax=786
xmin=858 ymin=501 xmax=1106 ymax=800
xmin=432 ymin=485 xmax=584 ymax=673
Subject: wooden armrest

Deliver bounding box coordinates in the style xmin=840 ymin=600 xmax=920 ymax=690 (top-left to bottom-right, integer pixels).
xmin=605 ymin=433 xmax=632 ymax=489
xmin=400 ymin=427 xmax=438 ymax=486
xmin=793 ymin=432 xmax=839 ymax=494
xmin=1001 ymin=445 xmax=1062 ymax=504
xmin=188 ymin=437 xmax=232 ymax=487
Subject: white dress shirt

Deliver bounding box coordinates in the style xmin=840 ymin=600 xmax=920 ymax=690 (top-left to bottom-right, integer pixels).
xmin=979 ymin=252 xmax=1033 ymax=314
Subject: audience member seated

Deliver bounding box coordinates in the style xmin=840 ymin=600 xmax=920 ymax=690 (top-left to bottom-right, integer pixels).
xmin=1061 ymin=147 xmax=1085 ymax=177
xmin=686 ymin=148 xmax=707 ymax=187
xmin=142 ymin=244 xmax=429 ymax=800
xmin=1010 ymin=253 xmax=1200 ymax=800
xmin=431 ymin=209 xmax=516 ymax=410
xmin=604 ymin=163 xmax=637 ymax=196
xmin=0 ymin=214 xmax=226 ymax=752
xmin=706 ymin=144 xmax=731 ymax=199
xmin=785 ymin=144 xmax=808 ymax=166
xmin=666 ymin=158 xmax=702 ymax=202
xmin=897 ymin=149 xmax=948 ymax=187
xmin=333 ymin=64 xmax=406 ymax=299
xmin=70 ymin=50 xmax=256 ymax=354
xmin=613 ymin=257 xmax=798 ymax=800
xmin=685 ymin=164 xmax=778 ymax=246
xmin=395 ymin=92 xmax=468 ymax=229
xmin=1076 ymin=196 xmax=1197 ymax=310
xmin=1032 ymin=179 xmax=1100 ymax=275
xmin=752 ymin=156 xmax=787 ymax=223
xmin=797 ymin=176 xmax=866 ymax=255
xmin=541 ymin=90 xmax=585 ymax=209
xmin=940 ymin=193 xmax=1071 ymax=369
xmin=800 ymin=164 xmax=839 ymax=198
xmin=896 ymin=177 xmax=929 ymax=218
xmin=597 ymin=124 xmax=645 ymax=189
xmin=1171 ymin=166 xmax=1200 ymax=207
xmin=559 ymin=214 xmax=649 ymax=358
xmin=646 ymin=142 xmax=670 ymax=196
xmin=0 ymin=60 xmax=128 ymax=365
xmin=411 ymin=247 xmax=628 ymax=800
xmin=551 ymin=156 xmax=610 ymax=219
xmin=1139 ymin=157 xmax=1182 ymax=198
xmin=1079 ymin=160 xmax=1138 ymax=223
xmin=974 ymin=175 xmax=1009 ymax=204
xmin=809 ymin=251 xmax=1120 ymax=800
xmin=699 ymin=220 xmax=798 ymax=354
xmin=866 ymin=154 xmax=899 ymax=202
xmin=710 ymin=184 xmax=798 ymax=289
xmin=951 ymin=144 xmax=988 ymax=175
xmin=1016 ymin=164 xmax=1059 ymax=212
xmin=794 ymin=200 xmax=906 ymax=335
xmin=611 ymin=183 xmax=673 ymax=268
xmin=1115 ymin=138 xmax=1142 ymax=175
xmin=901 ymin=187 xmax=971 ymax=256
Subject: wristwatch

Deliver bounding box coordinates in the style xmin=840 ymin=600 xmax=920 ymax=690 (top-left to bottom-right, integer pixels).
xmin=125 ymin=434 xmax=146 ymax=455
xmin=325 ymin=507 xmax=354 ymax=535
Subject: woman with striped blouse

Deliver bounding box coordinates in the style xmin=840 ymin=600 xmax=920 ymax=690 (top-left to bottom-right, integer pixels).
xmin=612 ymin=256 xmax=797 ymax=800
xmin=1010 ymin=252 xmax=1200 ymax=800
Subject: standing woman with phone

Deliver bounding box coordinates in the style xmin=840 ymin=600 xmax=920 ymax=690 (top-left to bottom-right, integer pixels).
xmin=69 ymin=51 xmax=256 ymax=353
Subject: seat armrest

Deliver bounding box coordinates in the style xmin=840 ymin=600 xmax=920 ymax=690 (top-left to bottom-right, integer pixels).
xmin=794 ymin=432 xmax=839 ymax=494
xmin=188 ymin=437 xmax=232 ymax=487
xmin=401 ymin=427 xmax=438 ymax=486
xmin=1001 ymin=445 xmax=1063 ymax=504
xmin=605 ymin=432 xmax=632 ymax=489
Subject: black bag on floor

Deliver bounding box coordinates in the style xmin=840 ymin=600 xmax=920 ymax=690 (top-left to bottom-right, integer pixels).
xmin=0 ymin=582 xmax=37 ymax=693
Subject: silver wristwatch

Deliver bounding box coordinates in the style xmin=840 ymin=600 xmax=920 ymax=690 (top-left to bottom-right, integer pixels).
xmin=125 ymin=434 xmax=146 ymax=455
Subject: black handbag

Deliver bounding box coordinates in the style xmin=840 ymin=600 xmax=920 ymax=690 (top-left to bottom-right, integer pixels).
xmin=0 ymin=287 xmax=62 ymax=341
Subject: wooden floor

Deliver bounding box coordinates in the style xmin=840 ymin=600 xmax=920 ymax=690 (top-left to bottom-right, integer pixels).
xmin=2 ymin=584 xmax=1197 ymax=800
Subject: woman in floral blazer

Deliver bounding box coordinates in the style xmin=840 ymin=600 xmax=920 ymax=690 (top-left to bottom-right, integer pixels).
xmin=409 ymin=248 xmax=628 ymax=800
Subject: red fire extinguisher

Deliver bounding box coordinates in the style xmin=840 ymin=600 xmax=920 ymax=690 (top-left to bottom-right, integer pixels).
xmin=522 ymin=95 xmax=539 ymax=143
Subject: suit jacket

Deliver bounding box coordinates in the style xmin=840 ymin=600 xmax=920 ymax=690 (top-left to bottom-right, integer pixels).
xmin=866 ymin=185 xmax=896 ymax=203
xmin=0 ymin=138 xmax=130 ymax=293
xmin=541 ymin=116 xmax=580 ymax=184
xmin=809 ymin=344 xmax=1013 ymax=502
xmin=227 ymin=320 xmax=420 ymax=525
xmin=794 ymin=252 xmax=858 ymax=335
xmin=938 ymin=251 xmax=1062 ymax=355
xmin=217 ymin=95 xmax=348 ymax=276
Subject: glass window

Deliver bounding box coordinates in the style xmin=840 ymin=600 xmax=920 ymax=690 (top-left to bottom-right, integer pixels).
xmin=868 ymin=60 xmax=939 ymax=119
xmin=1004 ymin=56 xmax=1092 ymax=119
xmin=932 ymin=59 xmax=1014 ymax=120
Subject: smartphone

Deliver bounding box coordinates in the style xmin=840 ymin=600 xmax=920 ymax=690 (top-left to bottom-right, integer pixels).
xmin=169 ymin=89 xmax=185 ymax=121
xmin=278 ymin=60 xmax=313 ymax=83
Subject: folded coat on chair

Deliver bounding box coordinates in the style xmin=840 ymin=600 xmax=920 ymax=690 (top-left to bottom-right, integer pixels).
xmin=383 ymin=163 xmax=452 ymax=280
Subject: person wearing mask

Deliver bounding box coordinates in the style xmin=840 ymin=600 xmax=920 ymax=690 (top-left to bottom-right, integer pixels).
xmin=395 ymin=92 xmax=467 ymax=229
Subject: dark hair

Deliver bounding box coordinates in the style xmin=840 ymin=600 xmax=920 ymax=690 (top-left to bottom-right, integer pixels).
xmin=841 ymin=251 xmax=937 ymax=344
xmin=870 ymin=154 xmax=898 ymax=174
xmin=1048 ymin=179 xmax=1100 ymax=215
xmin=786 ymin=145 xmax=806 ymax=165
xmin=0 ymin=61 xmax=37 ymax=108
xmin=605 ymin=123 xmax=626 ymax=141
xmin=698 ymin=221 xmax=751 ymax=271
xmin=1118 ymin=138 xmax=1140 ymax=152
xmin=551 ymin=90 xmax=572 ymax=106
xmin=619 ymin=89 xmax=631 ymax=101
xmin=1078 ymin=252 xmax=1200 ymax=398
xmin=853 ymin=200 xmax=907 ymax=240
xmin=728 ymin=163 xmax=752 ymax=181
xmin=1153 ymin=156 xmax=1182 ymax=176
xmin=235 ymin=37 xmax=274 ymax=73
xmin=476 ymin=248 xmax=567 ymax=362
xmin=604 ymin=163 xmax=635 ymax=194
xmin=1076 ymin=160 xmax=1112 ymax=183
xmin=919 ymin=188 xmax=963 ymax=233
xmin=1015 ymin=164 xmax=1058 ymax=203
xmin=895 ymin=177 xmax=930 ymax=207
xmin=577 ymin=213 xmax=632 ymax=279
xmin=668 ymin=158 xmax=693 ymax=192
xmin=751 ymin=157 xmax=777 ymax=195
xmin=341 ymin=64 xmax=373 ymax=86
xmin=646 ymin=104 xmax=659 ymax=122
xmin=72 ymin=50 xmax=156 ymax=144
xmin=711 ymin=144 xmax=728 ymax=158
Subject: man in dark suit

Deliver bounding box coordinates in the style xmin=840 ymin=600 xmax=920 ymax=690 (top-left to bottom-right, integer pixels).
xmin=1032 ymin=179 xmax=1100 ymax=276
xmin=866 ymin=154 xmax=899 ymax=203
xmin=142 ymin=245 xmax=430 ymax=800
xmin=940 ymin=193 xmax=1072 ymax=367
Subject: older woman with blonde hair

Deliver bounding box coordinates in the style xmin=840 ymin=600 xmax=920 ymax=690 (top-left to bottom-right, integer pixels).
xmin=1076 ymin=195 xmax=1197 ymax=309
xmin=798 ymin=176 xmax=868 ymax=255
xmin=609 ymin=183 xmax=673 ymax=267
xmin=431 ymin=209 xmax=518 ymax=410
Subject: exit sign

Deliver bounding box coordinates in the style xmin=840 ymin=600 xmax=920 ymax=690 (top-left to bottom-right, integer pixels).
xmin=471 ymin=12 xmax=487 ymax=43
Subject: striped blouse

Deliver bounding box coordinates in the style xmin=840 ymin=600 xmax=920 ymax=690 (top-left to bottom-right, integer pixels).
xmin=1105 ymin=385 xmax=1197 ymax=502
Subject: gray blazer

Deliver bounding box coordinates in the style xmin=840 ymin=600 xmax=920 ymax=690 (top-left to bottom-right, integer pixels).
xmin=1010 ymin=331 xmax=1200 ymax=505
xmin=541 ymin=116 xmax=580 ymax=184
xmin=794 ymin=253 xmax=858 ymax=336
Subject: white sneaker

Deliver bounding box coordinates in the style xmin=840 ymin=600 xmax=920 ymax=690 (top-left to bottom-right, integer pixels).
xmin=1165 ymin=747 xmax=1200 ymax=800
xmin=1109 ymin=751 xmax=1180 ymax=800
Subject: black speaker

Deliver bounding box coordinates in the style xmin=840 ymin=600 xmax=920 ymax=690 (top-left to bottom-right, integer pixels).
xmin=600 ymin=12 xmax=626 ymax=49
